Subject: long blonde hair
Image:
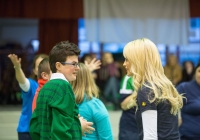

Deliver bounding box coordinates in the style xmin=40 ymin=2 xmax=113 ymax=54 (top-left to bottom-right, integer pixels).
xmin=70 ymin=63 xmax=99 ymax=104
xmin=123 ymin=38 xmax=183 ymax=115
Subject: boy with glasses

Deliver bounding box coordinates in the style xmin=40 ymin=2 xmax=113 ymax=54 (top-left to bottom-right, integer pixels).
xmin=30 ymin=41 xmax=84 ymax=140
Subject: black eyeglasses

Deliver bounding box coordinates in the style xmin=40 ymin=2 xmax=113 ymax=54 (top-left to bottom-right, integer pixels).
xmin=60 ymin=62 xmax=79 ymax=67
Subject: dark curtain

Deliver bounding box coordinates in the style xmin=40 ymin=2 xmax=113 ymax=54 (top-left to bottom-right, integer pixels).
xmin=0 ymin=0 xmax=23 ymax=17
xmin=189 ymin=0 xmax=200 ymax=17
xmin=38 ymin=19 xmax=78 ymax=54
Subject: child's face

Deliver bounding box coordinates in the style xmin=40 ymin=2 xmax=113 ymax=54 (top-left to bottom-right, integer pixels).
xmin=123 ymin=58 xmax=132 ymax=76
xmin=103 ymin=53 xmax=113 ymax=64
xmin=59 ymin=55 xmax=80 ymax=81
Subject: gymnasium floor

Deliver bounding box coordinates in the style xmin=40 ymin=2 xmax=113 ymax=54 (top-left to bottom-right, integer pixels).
xmin=0 ymin=105 xmax=121 ymax=140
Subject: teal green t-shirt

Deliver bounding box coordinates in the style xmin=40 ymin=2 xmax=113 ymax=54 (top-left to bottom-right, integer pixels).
xmin=78 ymin=95 xmax=113 ymax=140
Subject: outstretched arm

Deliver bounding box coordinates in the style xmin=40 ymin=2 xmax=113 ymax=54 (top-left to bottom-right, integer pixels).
xmin=8 ymin=54 xmax=26 ymax=84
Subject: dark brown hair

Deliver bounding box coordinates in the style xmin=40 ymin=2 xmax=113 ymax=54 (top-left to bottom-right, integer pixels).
xmin=49 ymin=41 xmax=80 ymax=73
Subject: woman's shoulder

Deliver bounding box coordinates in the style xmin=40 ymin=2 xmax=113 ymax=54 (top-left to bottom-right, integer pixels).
xmin=80 ymin=97 xmax=109 ymax=120
xmin=80 ymin=97 xmax=103 ymax=107
xmin=138 ymin=83 xmax=153 ymax=93
xmin=137 ymin=83 xmax=155 ymax=100
xmin=88 ymin=97 xmax=105 ymax=107
xmin=89 ymin=98 xmax=108 ymax=111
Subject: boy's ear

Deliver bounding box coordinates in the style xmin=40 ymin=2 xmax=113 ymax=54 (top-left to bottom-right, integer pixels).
xmin=55 ymin=62 xmax=61 ymax=71
xmin=41 ymin=72 xmax=48 ymax=80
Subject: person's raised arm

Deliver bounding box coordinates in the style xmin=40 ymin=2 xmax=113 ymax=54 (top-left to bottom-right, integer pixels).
xmin=8 ymin=54 xmax=26 ymax=84
xmin=8 ymin=54 xmax=30 ymax=92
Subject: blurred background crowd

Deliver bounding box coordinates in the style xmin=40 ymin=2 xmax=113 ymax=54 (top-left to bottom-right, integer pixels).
xmin=0 ymin=45 xmax=199 ymax=111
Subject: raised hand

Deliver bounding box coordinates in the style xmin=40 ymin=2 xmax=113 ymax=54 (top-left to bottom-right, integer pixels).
xmin=8 ymin=54 xmax=21 ymax=68
xmin=84 ymin=58 xmax=101 ymax=72
xmin=8 ymin=54 xmax=27 ymax=84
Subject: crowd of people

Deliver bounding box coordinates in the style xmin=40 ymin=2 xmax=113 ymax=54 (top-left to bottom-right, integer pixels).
xmin=4 ymin=38 xmax=200 ymax=140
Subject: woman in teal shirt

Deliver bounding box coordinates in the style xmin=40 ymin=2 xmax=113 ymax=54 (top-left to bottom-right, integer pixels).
xmin=71 ymin=63 xmax=113 ymax=140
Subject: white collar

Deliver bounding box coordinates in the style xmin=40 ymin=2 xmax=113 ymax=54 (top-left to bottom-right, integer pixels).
xmin=50 ymin=73 xmax=68 ymax=82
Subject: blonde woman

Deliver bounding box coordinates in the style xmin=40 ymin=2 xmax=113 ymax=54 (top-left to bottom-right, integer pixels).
xmin=123 ymin=38 xmax=183 ymax=140
xmin=70 ymin=63 xmax=113 ymax=140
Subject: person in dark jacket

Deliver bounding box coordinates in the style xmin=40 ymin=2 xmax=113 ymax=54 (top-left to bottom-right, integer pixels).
xmin=177 ymin=62 xmax=200 ymax=140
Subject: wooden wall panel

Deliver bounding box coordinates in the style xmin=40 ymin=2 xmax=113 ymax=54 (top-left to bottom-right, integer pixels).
xmin=189 ymin=0 xmax=200 ymax=17
xmin=0 ymin=0 xmax=23 ymax=17
xmin=22 ymin=0 xmax=46 ymax=18
xmin=0 ymin=0 xmax=83 ymax=19
xmin=38 ymin=19 xmax=78 ymax=54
